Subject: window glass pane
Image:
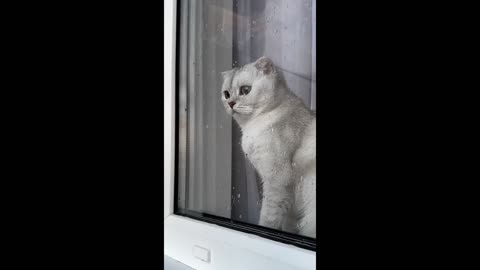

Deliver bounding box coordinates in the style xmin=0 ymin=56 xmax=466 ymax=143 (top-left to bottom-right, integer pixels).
xmin=176 ymin=0 xmax=316 ymax=241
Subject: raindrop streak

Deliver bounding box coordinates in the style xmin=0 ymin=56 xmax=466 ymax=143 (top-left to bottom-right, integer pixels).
xmin=239 ymin=214 xmax=242 ymax=219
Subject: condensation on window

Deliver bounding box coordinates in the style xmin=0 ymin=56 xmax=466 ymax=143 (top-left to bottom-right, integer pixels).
xmin=176 ymin=0 xmax=316 ymax=240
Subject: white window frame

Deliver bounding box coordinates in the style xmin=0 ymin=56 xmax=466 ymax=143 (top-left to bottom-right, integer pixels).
xmin=164 ymin=1 xmax=316 ymax=269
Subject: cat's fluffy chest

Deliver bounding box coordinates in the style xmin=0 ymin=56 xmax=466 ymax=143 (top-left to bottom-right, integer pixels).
xmin=240 ymin=111 xmax=286 ymax=158
xmin=241 ymin=125 xmax=264 ymax=156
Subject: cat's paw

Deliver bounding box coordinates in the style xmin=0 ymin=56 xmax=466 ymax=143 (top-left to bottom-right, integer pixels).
xmin=258 ymin=215 xmax=283 ymax=230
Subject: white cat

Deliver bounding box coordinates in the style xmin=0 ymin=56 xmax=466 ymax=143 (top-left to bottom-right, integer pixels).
xmin=221 ymin=56 xmax=316 ymax=238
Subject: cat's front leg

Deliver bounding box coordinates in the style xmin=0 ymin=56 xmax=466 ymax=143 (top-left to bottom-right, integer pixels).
xmin=257 ymin=164 xmax=294 ymax=230
xmin=259 ymin=184 xmax=293 ymax=230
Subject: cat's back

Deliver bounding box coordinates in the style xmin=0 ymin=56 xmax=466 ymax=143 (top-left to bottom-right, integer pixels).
xmin=293 ymin=116 xmax=315 ymax=171
xmin=274 ymin=94 xmax=315 ymax=144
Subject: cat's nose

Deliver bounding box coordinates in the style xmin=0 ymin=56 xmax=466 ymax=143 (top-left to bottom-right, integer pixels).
xmin=228 ymin=101 xmax=236 ymax=108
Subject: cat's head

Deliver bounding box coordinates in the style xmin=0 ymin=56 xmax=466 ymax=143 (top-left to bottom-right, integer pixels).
xmin=220 ymin=56 xmax=284 ymax=117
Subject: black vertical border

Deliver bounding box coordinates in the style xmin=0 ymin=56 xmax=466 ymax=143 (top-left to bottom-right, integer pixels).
xmin=173 ymin=0 xmax=182 ymax=214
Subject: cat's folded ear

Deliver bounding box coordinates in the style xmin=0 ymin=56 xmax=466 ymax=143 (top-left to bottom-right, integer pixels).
xmin=255 ymin=56 xmax=275 ymax=75
xmin=221 ymin=71 xmax=229 ymax=80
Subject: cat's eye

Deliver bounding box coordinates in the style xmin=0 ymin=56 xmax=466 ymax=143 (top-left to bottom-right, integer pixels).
xmin=239 ymin=86 xmax=251 ymax=96
xmin=223 ymin=91 xmax=230 ymax=99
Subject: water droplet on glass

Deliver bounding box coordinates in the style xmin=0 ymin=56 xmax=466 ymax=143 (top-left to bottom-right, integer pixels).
xmin=206 ymin=125 xmax=208 ymax=129
xmin=239 ymin=214 xmax=242 ymax=219
xmin=271 ymin=128 xmax=274 ymax=133
xmin=252 ymin=20 xmax=256 ymax=25
xmin=274 ymin=29 xmax=279 ymax=35
xmin=237 ymin=193 xmax=241 ymax=198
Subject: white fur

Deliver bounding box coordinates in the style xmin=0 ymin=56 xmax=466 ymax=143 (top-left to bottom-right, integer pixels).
xmin=221 ymin=57 xmax=316 ymax=238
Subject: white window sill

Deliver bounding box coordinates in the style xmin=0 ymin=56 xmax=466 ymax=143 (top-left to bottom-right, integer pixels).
xmin=165 ymin=255 xmax=195 ymax=270
xmin=165 ymin=215 xmax=316 ymax=270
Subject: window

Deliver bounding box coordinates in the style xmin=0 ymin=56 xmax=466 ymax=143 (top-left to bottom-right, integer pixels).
xmin=174 ymin=0 xmax=316 ymax=249
xmin=165 ymin=0 xmax=316 ymax=268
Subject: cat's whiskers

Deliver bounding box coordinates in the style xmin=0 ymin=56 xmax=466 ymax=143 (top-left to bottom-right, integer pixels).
xmin=233 ymin=105 xmax=253 ymax=114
